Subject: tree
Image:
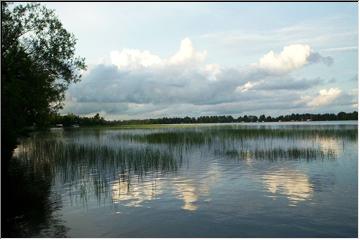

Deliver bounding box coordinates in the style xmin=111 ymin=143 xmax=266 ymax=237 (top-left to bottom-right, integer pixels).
xmin=259 ymin=114 xmax=266 ymax=122
xmin=2 ymin=2 xmax=86 ymax=159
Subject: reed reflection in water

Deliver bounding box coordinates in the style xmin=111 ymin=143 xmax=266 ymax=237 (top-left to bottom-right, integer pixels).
xmin=8 ymin=122 xmax=358 ymax=237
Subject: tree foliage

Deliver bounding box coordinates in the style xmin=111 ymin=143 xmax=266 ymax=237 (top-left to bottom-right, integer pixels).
xmin=2 ymin=2 xmax=86 ymax=158
xmin=52 ymin=111 xmax=358 ymax=127
xmin=51 ymin=113 xmax=106 ymax=127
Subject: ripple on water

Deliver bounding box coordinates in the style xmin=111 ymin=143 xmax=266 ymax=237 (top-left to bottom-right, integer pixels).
xmin=9 ymin=122 xmax=358 ymax=237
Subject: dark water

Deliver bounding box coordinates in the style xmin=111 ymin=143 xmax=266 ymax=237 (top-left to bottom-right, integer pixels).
xmin=6 ymin=121 xmax=358 ymax=237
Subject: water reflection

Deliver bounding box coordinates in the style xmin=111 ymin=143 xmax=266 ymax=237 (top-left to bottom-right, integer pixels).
xmin=317 ymin=137 xmax=343 ymax=155
xmin=173 ymin=164 xmax=222 ymax=211
xmin=6 ymin=123 xmax=358 ymax=237
xmin=3 ymin=157 xmax=68 ymax=237
xmin=262 ymin=169 xmax=313 ymax=206
xmin=11 ymin=136 xmax=183 ymax=212
xmin=12 ymin=125 xmax=354 ymax=210
xmin=173 ymin=179 xmax=199 ymax=211
xmin=111 ymin=177 xmax=162 ymax=207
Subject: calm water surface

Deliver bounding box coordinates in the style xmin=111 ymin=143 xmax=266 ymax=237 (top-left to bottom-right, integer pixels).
xmin=10 ymin=121 xmax=358 ymax=237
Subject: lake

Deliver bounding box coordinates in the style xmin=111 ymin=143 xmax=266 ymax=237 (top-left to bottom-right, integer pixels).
xmin=6 ymin=121 xmax=358 ymax=237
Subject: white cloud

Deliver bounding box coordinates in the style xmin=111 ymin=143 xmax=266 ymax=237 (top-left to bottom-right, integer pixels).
xmin=203 ymin=64 xmax=221 ymax=81
xmin=236 ymin=81 xmax=256 ymax=93
xmin=109 ymin=38 xmax=207 ymax=71
xmin=256 ymin=44 xmax=333 ymax=74
xmin=257 ymin=44 xmax=312 ymax=74
xmin=168 ymin=38 xmax=207 ymax=65
xmin=62 ymin=38 xmax=344 ymax=119
xmin=307 ymin=88 xmax=342 ymax=107
xmin=110 ymin=49 xmax=162 ymax=69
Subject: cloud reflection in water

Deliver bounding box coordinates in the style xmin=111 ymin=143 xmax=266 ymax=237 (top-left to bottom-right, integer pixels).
xmin=262 ymin=169 xmax=314 ymax=206
xmin=111 ymin=177 xmax=163 ymax=207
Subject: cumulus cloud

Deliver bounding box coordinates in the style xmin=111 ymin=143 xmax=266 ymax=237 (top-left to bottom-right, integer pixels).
xmin=257 ymin=44 xmax=333 ymax=74
xmin=236 ymin=82 xmax=256 ymax=93
xmin=203 ymin=64 xmax=221 ymax=81
xmin=108 ymin=37 xmax=207 ymax=70
xmin=110 ymin=49 xmax=162 ymax=69
xmin=168 ymin=38 xmax=207 ymax=65
xmin=306 ymin=88 xmax=342 ymax=107
xmin=62 ymin=38 xmax=344 ymax=119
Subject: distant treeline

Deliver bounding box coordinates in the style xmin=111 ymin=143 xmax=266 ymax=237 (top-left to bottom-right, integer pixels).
xmin=52 ymin=111 xmax=358 ymax=127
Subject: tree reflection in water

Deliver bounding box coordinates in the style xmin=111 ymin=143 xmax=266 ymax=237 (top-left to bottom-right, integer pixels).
xmin=3 ymin=157 xmax=68 ymax=237
xmin=2 ymin=124 xmax=357 ymax=237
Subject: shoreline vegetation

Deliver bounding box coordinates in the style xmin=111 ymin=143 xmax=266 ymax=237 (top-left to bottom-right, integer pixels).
xmin=50 ymin=111 xmax=358 ymax=128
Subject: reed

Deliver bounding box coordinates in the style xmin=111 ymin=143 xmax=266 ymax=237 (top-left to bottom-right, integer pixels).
xmin=12 ymin=124 xmax=357 ymax=207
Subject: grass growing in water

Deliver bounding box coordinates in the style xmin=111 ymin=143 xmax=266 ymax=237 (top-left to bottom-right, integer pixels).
xmin=221 ymin=148 xmax=336 ymax=161
xmin=115 ymin=127 xmax=357 ymax=145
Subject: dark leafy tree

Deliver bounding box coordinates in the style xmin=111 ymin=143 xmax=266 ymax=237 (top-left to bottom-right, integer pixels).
xmin=2 ymin=3 xmax=86 ymax=236
xmin=2 ymin=2 xmax=86 ymax=158
xmin=259 ymin=114 xmax=266 ymax=122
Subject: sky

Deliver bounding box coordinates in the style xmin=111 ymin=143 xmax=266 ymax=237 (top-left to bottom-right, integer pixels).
xmin=43 ymin=2 xmax=358 ymax=120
